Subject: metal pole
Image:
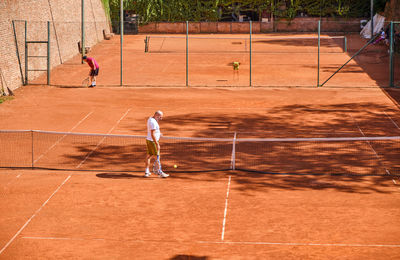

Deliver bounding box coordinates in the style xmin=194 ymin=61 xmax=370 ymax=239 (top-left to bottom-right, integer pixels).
xmin=31 ymin=130 xmax=34 ymax=169
xmin=317 ymin=20 xmax=320 ymax=87
xmin=120 ymin=0 xmax=123 ymax=86
xmin=25 ymin=20 xmax=28 ymax=85
xmin=12 ymin=21 xmax=25 ymax=85
xmin=186 ymin=21 xmax=188 ymax=87
xmin=47 ymin=21 xmax=50 ymax=85
xmin=81 ymin=0 xmax=85 ymax=63
xmin=249 ymin=20 xmax=252 ymax=87
xmin=389 ymin=22 xmax=394 ymax=87
xmin=370 ymin=0 xmax=374 ymax=39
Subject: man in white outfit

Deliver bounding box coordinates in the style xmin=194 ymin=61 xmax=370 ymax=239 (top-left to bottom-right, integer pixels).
xmin=144 ymin=111 xmax=169 ymax=178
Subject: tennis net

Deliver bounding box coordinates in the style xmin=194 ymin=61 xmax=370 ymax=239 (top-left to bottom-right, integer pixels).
xmin=0 ymin=130 xmax=399 ymax=176
xmin=144 ymin=35 xmax=347 ymax=53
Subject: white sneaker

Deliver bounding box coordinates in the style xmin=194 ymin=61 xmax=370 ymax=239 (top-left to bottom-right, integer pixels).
xmin=158 ymin=171 xmax=169 ymax=178
xmin=144 ymin=171 xmax=151 ymax=177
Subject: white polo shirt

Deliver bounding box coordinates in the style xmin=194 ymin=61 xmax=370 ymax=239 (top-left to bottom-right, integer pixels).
xmin=146 ymin=117 xmax=161 ymax=141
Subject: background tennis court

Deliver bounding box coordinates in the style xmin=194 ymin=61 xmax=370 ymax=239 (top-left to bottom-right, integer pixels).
xmin=1 ymin=86 xmax=400 ymax=258
xmin=25 ymin=31 xmax=396 ymax=88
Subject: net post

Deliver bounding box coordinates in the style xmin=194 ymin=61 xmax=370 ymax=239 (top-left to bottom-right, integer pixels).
xmin=317 ymin=20 xmax=321 ymax=87
xmin=81 ymin=0 xmax=85 ymax=64
xmin=120 ymin=0 xmax=123 ymax=86
xmin=389 ymin=21 xmax=394 ymax=87
xmin=344 ymin=36 xmax=347 ymax=53
xmin=47 ymin=21 xmax=50 ymax=85
xmin=249 ymin=20 xmax=252 ymax=87
xmin=186 ymin=21 xmax=189 ymax=87
xmin=31 ymin=130 xmax=34 ymax=169
xmin=24 ymin=20 xmax=28 ymax=85
xmin=230 ymin=132 xmax=237 ymax=171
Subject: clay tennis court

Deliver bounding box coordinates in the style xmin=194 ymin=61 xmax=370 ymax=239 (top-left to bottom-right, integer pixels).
xmin=29 ymin=33 xmax=397 ymax=88
xmin=1 ymin=82 xmax=400 ymax=258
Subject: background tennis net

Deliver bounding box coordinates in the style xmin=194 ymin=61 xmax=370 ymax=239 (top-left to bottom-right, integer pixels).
xmin=144 ymin=35 xmax=347 ymax=53
xmin=1 ymin=130 xmax=399 ymax=176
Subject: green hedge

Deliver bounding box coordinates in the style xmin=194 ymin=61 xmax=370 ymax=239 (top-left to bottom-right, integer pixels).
xmin=108 ymin=0 xmax=389 ymax=23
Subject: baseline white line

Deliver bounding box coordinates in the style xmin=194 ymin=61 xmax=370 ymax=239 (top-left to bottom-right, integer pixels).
xmin=22 ymin=236 xmax=105 ymax=241
xmin=221 ymin=176 xmax=232 ymax=241
xmin=20 ymin=236 xmax=400 ymax=248
xmin=384 ymin=111 xmax=400 ymax=131
xmin=76 ymin=108 xmax=131 ymax=168
xmin=197 ymin=240 xmax=400 ymax=248
xmin=34 ymin=111 xmax=93 ymax=163
xmin=0 ymin=175 xmax=71 ymax=255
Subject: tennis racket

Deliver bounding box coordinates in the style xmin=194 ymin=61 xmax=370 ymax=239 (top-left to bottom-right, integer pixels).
xmin=82 ymin=77 xmax=90 ymax=87
xmin=152 ymin=155 xmax=162 ymax=174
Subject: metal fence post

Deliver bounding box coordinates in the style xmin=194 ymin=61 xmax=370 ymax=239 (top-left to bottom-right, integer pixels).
xmin=120 ymin=0 xmax=123 ymax=86
xmin=81 ymin=0 xmax=85 ymax=63
xmin=47 ymin=21 xmax=50 ymax=85
xmin=249 ymin=20 xmax=252 ymax=87
xmin=317 ymin=20 xmax=321 ymax=87
xmin=31 ymin=130 xmax=34 ymax=169
xmin=186 ymin=21 xmax=189 ymax=87
xmin=389 ymin=21 xmax=394 ymax=87
xmin=25 ymin=20 xmax=28 ymax=85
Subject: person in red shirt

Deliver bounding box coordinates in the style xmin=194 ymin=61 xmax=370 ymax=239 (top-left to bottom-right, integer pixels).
xmin=83 ymin=56 xmax=99 ymax=87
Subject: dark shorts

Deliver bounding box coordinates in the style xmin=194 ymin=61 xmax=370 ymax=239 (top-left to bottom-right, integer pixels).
xmin=90 ymin=68 xmax=99 ymax=76
xmin=146 ymin=139 xmax=159 ymax=156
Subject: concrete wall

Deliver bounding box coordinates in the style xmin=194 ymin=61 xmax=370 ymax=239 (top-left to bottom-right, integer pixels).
xmin=139 ymin=18 xmax=361 ymax=34
xmin=0 ymin=0 xmax=111 ymax=92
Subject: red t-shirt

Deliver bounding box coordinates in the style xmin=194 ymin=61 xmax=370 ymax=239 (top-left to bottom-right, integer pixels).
xmin=86 ymin=57 xmax=99 ymax=69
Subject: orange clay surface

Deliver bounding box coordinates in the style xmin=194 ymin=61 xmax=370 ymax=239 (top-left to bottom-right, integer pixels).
xmin=1 ymin=85 xmax=400 ymax=259
xmin=31 ymin=33 xmax=398 ymax=88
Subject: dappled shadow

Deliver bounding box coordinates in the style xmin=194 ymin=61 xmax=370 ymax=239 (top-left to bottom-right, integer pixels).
xmin=231 ymin=170 xmax=397 ymax=194
xmin=160 ymin=102 xmax=400 ymax=137
xmin=320 ymin=34 xmax=400 ymax=106
xmin=251 ymin=37 xmax=345 ymax=53
xmin=382 ymin=86 xmax=400 ymax=110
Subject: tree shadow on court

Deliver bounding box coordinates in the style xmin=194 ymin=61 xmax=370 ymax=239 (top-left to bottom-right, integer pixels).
xmin=39 ymin=101 xmax=400 ymax=194
xmin=319 ymin=37 xmax=400 ymax=107
xmin=251 ymin=38 xmax=345 ymax=53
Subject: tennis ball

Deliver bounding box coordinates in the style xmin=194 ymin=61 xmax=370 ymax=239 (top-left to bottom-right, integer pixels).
xmin=174 ymin=164 xmax=178 ymax=168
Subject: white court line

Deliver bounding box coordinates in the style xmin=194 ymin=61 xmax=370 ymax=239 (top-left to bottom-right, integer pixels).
xmin=349 ymin=114 xmax=399 ymax=187
xmin=22 ymin=236 xmax=105 ymax=241
xmin=0 ymin=175 xmax=71 ymax=255
xmin=34 ymin=111 xmax=93 ymax=164
xmin=384 ymin=111 xmax=400 ymax=131
xmin=221 ymin=176 xmax=232 ymax=241
xmin=351 ymin=115 xmax=382 ymax=159
xmin=197 ymin=240 xmax=400 ymax=248
xmin=2 ymin=173 xmax=23 ymax=191
xmin=20 ymin=236 xmax=400 ymax=248
xmin=350 ymin=114 xmax=388 ymax=165
xmin=76 ymin=108 xmax=131 ymax=168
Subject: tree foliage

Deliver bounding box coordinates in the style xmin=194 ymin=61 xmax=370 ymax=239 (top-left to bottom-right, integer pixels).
xmin=108 ymin=0 xmax=389 ymax=23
